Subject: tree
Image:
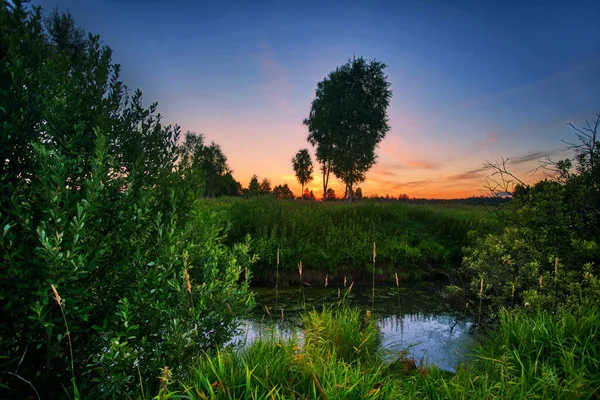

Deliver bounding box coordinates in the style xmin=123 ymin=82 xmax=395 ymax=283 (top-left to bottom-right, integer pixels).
xmin=304 ymin=56 xmax=392 ymax=201
xmin=309 ymin=190 xmax=317 ymax=201
xmin=355 ymin=187 xmax=363 ymax=200
xmin=325 ymin=187 xmax=337 ymax=201
xmin=292 ymin=149 xmax=314 ymax=199
xmin=273 ymin=183 xmax=295 ymax=200
xmin=259 ymin=177 xmax=272 ymax=195
xmin=248 ymin=175 xmax=260 ymax=197
xmin=177 ymin=132 xmax=233 ymax=197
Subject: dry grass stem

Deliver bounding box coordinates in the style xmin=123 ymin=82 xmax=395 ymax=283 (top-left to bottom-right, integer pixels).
xmin=51 ymin=284 xmax=62 ymax=305
xmin=184 ymin=269 xmax=192 ymax=294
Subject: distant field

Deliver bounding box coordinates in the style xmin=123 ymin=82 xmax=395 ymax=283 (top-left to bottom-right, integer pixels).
xmin=196 ymin=197 xmax=502 ymax=282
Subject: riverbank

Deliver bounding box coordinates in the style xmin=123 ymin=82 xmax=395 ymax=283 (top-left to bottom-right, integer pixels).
xmin=169 ymin=305 xmax=600 ymax=399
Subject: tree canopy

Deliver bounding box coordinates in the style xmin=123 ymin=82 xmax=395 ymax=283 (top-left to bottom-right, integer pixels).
xmin=304 ymin=56 xmax=392 ymax=201
xmin=292 ymin=148 xmax=314 ymax=199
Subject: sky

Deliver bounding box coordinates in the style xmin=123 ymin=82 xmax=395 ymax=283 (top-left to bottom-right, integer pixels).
xmin=33 ymin=0 xmax=600 ymax=198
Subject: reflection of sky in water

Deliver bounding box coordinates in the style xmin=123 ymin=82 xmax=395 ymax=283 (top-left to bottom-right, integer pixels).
xmin=378 ymin=314 xmax=473 ymax=372
xmin=230 ymin=287 xmax=473 ymax=372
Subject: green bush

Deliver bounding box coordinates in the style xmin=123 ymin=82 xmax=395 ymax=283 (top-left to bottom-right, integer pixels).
xmin=457 ymin=116 xmax=600 ymax=320
xmin=0 ymin=3 xmax=253 ymax=397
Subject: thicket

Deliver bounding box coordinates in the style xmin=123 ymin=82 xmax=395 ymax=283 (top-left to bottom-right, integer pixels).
xmin=455 ymin=115 xmax=600 ymax=321
xmin=196 ymin=198 xmax=499 ymax=281
xmin=0 ymin=2 xmax=253 ymax=398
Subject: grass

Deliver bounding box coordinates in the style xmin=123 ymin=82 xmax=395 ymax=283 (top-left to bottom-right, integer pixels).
xmin=174 ymin=305 xmax=600 ymax=399
xmin=195 ymin=197 xmax=500 ymax=282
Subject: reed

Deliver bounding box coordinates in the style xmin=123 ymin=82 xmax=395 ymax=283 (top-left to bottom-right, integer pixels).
xmin=50 ymin=284 xmax=78 ymax=398
xmin=478 ymin=277 xmax=484 ymax=329
xmin=395 ymin=272 xmax=401 ymax=313
xmin=276 ymin=248 xmax=280 ymax=304
xmin=372 ymin=242 xmax=376 ymax=310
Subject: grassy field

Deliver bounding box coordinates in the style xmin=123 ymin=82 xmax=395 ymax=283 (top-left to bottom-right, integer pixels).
xmin=196 ymin=197 xmax=501 ymax=282
xmin=170 ymin=304 xmax=600 ymax=399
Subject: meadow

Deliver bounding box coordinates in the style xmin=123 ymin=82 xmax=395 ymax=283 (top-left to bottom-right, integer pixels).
xmin=195 ymin=197 xmax=501 ymax=282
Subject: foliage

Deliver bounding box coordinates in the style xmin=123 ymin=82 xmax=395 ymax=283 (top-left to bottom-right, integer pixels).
xmin=259 ymin=178 xmax=272 ymax=195
xmin=304 ymin=56 xmax=392 ymax=201
xmin=193 ymin=197 xmax=498 ymax=282
xmin=247 ymin=175 xmax=260 ymax=197
xmin=291 ymin=148 xmax=314 ymax=198
xmin=303 ymin=306 xmax=380 ymax=364
xmin=355 ymin=187 xmax=363 ymax=200
xmin=325 ymin=187 xmax=337 ymax=201
xmin=273 ymin=183 xmax=295 ymax=200
xmin=457 ymin=115 xmax=600 ymax=321
xmin=177 ymin=131 xmax=241 ymax=197
xmin=0 ymin=3 xmax=253 ymax=397
xmin=173 ymin=305 xmax=600 ymax=399
xmin=179 ymin=306 xmax=394 ymax=399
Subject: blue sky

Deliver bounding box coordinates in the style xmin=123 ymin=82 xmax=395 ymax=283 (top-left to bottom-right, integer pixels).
xmin=33 ymin=0 xmax=600 ymax=197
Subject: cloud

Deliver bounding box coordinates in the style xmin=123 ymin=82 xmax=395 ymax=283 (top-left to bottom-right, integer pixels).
xmin=378 ymin=159 xmax=439 ymax=172
xmin=477 ymin=132 xmax=498 ymax=147
xmin=391 ymin=179 xmax=433 ymax=189
xmin=445 ymin=170 xmax=486 ymax=182
xmin=507 ymin=150 xmax=561 ymax=165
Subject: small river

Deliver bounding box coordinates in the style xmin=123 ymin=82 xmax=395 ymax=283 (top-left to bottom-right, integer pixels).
xmin=232 ymin=281 xmax=473 ymax=372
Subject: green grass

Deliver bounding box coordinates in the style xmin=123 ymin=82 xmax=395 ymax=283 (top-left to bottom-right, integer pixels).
xmin=174 ymin=305 xmax=600 ymax=399
xmin=195 ymin=197 xmax=500 ymax=281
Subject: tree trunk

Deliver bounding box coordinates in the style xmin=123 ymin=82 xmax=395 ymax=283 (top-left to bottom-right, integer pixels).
xmin=347 ymin=181 xmax=354 ymax=202
xmin=322 ymin=161 xmax=330 ymax=200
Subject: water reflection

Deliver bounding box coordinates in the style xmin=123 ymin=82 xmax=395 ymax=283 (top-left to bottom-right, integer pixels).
xmin=232 ymin=282 xmax=473 ymax=372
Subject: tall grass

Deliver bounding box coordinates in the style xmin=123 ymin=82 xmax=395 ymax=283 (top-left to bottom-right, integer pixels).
xmin=175 ymin=305 xmax=600 ymax=399
xmin=194 ymin=197 xmax=499 ymax=281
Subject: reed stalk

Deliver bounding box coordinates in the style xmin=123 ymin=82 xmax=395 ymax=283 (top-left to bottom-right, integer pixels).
xmin=478 ymin=278 xmax=484 ymax=329
xmin=51 ymin=284 xmax=77 ymax=397
xmin=395 ymin=272 xmax=401 ymax=313
xmin=276 ymin=248 xmax=280 ymax=305
xmin=372 ymin=242 xmax=376 ymax=310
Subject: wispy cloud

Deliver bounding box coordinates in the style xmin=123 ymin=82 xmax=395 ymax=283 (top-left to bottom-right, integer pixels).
xmin=378 ymin=159 xmax=439 ymax=172
xmin=477 ymin=132 xmax=498 ymax=147
xmin=507 ymin=149 xmax=561 ymax=165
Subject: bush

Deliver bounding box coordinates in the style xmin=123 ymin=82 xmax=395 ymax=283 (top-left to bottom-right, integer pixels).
xmin=0 ymin=3 xmax=253 ymax=397
xmin=457 ymin=115 xmax=600 ymax=320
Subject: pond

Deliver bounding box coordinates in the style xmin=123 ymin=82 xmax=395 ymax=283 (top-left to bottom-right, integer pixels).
xmin=232 ymin=281 xmax=473 ymax=372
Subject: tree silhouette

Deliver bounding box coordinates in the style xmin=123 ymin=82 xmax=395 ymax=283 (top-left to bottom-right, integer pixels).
xmin=273 ymin=183 xmax=295 ymax=200
xmin=304 ymin=56 xmax=392 ymax=201
xmin=259 ymin=177 xmax=272 ymax=195
xmin=177 ymin=131 xmax=233 ymax=197
xmin=248 ymin=175 xmax=260 ymax=197
xmin=325 ymin=188 xmax=337 ymax=201
xmin=355 ymin=187 xmax=363 ymax=200
xmin=292 ymin=149 xmax=314 ymax=199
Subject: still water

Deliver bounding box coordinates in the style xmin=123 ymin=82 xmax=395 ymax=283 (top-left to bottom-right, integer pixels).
xmin=232 ymin=281 xmax=473 ymax=372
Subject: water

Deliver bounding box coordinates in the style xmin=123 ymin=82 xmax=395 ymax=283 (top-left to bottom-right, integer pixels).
xmin=232 ymin=281 xmax=473 ymax=372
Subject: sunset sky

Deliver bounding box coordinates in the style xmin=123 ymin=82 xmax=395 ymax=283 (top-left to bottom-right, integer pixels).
xmin=34 ymin=0 xmax=600 ymax=198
